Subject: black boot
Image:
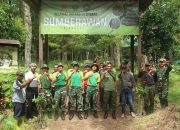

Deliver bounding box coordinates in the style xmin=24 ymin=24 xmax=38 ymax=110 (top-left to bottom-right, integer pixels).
xmin=61 ymin=112 xmax=65 ymax=120
xmin=84 ymin=112 xmax=88 ymax=119
xmin=93 ymin=111 xmax=98 ymax=118
xmin=54 ymin=111 xmax=59 ymax=120
xmin=78 ymin=112 xmax=83 ymax=120
xmin=164 ymin=99 xmax=168 ymax=108
xmin=160 ymin=99 xmax=165 ymax=108
xmin=104 ymin=111 xmax=108 ymax=119
xmin=112 ymin=111 xmax=116 ymax=119
xmin=48 ymin=111 xmax=52 ymax=119
xmin=69 ymin=111 xmax=74 ymax=120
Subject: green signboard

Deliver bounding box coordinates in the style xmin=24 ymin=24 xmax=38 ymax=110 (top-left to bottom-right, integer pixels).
xmin=40 ymin=1 xmax=139 ymax=35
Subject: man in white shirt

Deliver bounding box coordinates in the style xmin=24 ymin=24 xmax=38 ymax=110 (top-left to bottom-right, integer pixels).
xmin=25 ymin=63 xmax=39 ymax=120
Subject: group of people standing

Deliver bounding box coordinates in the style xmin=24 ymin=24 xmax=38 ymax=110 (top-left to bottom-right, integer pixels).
xmin=138 ymin=58 xmax=172 ymax=115
xmin=12 ymin=58 xmax=172 ymax=122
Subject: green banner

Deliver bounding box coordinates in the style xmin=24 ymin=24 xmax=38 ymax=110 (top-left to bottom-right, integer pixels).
xmin=40 ymin=1 xmax=139 ymax=35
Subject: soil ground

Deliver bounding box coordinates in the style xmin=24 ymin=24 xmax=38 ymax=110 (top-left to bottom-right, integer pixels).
xmin=43 ymin=104 xmax=180 ymax=130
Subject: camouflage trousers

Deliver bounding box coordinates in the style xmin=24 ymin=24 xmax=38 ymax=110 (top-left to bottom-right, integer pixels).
xmin=69 ymin=87 xmax=83 ymax=112
xmin=54 ymin=86 xmax=67 ymax=113
xmin=158 ymin=82 xmax=168 ymax=108
xmin=143 ymin=86 xmax=155 ymax=114
xmin=41 ymin=89 xmax=53 ymax=113
xmin=84 ymin=86 xmax=98 ymax=112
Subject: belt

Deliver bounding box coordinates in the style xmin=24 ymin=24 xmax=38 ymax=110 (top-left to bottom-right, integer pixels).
xmin=88 ymin=85 xmax=97 ymax=87
xmin=55 ymin=85 xmax=65 ymax=87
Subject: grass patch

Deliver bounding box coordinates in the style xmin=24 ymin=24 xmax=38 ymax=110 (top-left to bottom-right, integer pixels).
xmin=169 ymin=72 xmax=180 ymax=104
xmin=134 ymin=113 xmax=156 ymax=130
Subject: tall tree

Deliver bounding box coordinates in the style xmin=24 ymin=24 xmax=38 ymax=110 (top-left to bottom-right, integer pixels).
xmin=23 ymin=1 xmax=32 ymax=66
xmin=141 ymin=0 xmax=179 ymax=62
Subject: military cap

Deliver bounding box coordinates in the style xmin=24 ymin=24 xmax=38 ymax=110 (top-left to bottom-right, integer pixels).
xmin=84 ymin=64 xmax=91 ymax=68
xmin=73 ymin=61 xmax=79 ymax=67
xmin=71 ymin=61 xmax=77 ymax=66
xmin=41 ymin=64 xmax=49 ymax=69
xmin=58 ymin=63 xmax=63 ymax=67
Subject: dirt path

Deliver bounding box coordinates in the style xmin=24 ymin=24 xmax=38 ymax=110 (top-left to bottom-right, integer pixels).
xmin=44 ymin=111 xmax=138 ymax=130
xmin=43 ymin=105 xmax=180 ymax=130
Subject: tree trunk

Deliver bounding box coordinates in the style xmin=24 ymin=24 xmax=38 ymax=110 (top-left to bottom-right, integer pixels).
xmin=86 ymin=51 xmax=89 ymax=60
xmin=130 ymin=35 xmax=135 ymax=73
xmin=23 ymin=1 xmax=32 ymax=67
xmin=71 ymin=51 xmax=74 ymax=61
xmin=45 ymin=34 xmax=49 ymax=65
xmin=62 ymin=52 xmax=67 ymax=61
xmin=110 ymin=44 xmax=115 ymax=65
xmin=138 ymin=32 xmax=142 ymax=71
xmin=113 ymin=42 xmax=121 ymax=67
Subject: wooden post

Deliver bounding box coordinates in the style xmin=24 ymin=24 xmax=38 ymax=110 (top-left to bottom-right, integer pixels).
xmin=39 ymin=34 xmax=43 ymax=68
xmin=130 ymin=35 xmax=135 ymax=73
xmin=38 ymin=0 xmax=43 ymax=69
xmin=45 ymin=34 xmax=49 ymax=65
xmin=138 ymin=31 xmax=142 ymax=72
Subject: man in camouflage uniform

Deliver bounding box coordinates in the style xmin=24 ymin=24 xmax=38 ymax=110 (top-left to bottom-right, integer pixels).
xmin=82 ymin=64 xmax=91 ymax=116
xmin=157 ymin=58 xmax=172 ymax=108
xmin=50 ymin=63 xmax=67 ymax=120
xmin=101 ymin=62 xmax=117 ymax=119
xmin=84 ymin=63 xmax=100 ymax=119
xmin=99 ymin=63 xmax=106 ymax=109
xmin=67 ymin=62 xmax=83 ymax=120
xmin=143 ymin=64 xmax=157 ymax=114
xmin=51 ymin=64 xmax=58 ymax=98
xmin=39 ymin=64 xmax=53 ymax=118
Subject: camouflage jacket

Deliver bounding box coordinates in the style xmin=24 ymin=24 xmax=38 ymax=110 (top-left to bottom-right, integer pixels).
xmin=157 ymin=65 xmax=172 ymax=84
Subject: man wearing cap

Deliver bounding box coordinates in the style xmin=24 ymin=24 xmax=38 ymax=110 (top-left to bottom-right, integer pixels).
xmin=39 ymin=64 xmax=53 ymax=118
xmin=12 ymin=71 xmax=35 ymax=123
xmin=120 ymin=65 xmax=136 ymax=118
xmin=143 ymin=64 xmax=157 ymax=114
xmin=51 ymin=64 xmax=58 ymax=98
xmin=25 ymin=63 xmax=39 ymax=120
xmin=99 ymin=62 xmax=106 ymax=109
xmin=67 ymin=62 xmax=83 ymax=120
xmin=157 ymin=58 xmax=172 ymax=108
xmin=66 ymin=61 xmax=77 ymax=111
xmin=83 ymin=63 xmax=100 ymax=119
xmin=101 ymin=62 xmax=117 ymax=119
xmin=52 ymin=63 xmax=67 ymax=120
xmin=82 ymin=64 xmax=91 ymax=116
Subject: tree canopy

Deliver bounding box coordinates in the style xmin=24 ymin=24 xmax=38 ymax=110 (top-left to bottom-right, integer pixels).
xmin=141 ymin=0 xmax=179 ymax=62
xmin=0 ymin=2 xmax=25 ymax=43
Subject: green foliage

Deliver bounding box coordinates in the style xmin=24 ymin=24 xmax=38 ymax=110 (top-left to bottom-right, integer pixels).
xmin=135 ymin=83 xmax=145 ymax=96
xmin=0 ymin=3 xmax=26 ymax=43
xmin=173 ymin=65 xmax=180 ymax=74
xmin=33 ymin=95 xmax=47 ymax=107
xmin=141 ymin=0 xmax=179 ymax=61
xmin=169 ymin=72 xmax=180 ymax=104
xmin=0 ymin=72 xmax=16 ymax=108
xmin=0 ymin=114 xmax=19 ymax=130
